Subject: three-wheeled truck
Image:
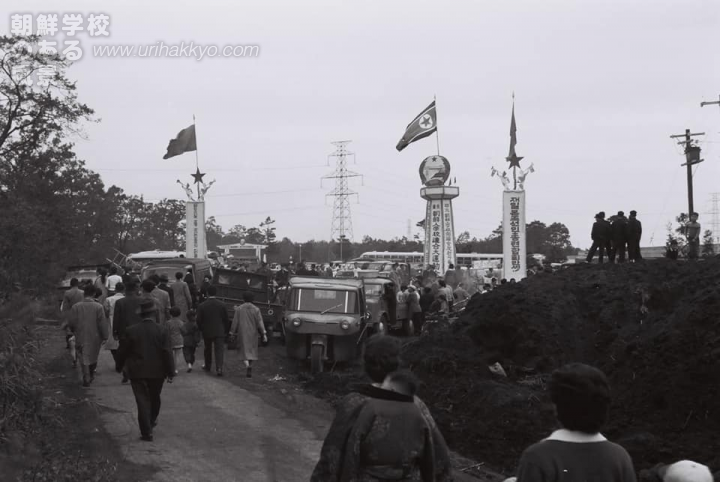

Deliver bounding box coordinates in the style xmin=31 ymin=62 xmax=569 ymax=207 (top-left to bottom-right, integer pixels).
xmin=210 ymin=268 xmax=284 ymax=341
xmin=283 ymin=276 xmax=379 ymax=373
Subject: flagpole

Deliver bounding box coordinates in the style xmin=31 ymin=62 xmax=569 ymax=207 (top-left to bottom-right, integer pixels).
xmin=434 ymin=94 xmax=441 ymax=156
xmin=193 ymin=114 xmax=200 ymax=199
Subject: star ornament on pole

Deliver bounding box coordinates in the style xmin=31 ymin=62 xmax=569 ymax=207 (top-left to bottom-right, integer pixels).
xmin=192 ymin=167 xmax=206 ymax=184
xmin=506 ymin=152 xmax=524 ymax=169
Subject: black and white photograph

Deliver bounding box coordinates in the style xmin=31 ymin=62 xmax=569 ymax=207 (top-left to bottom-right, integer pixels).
xmin=0 ymin=1 xmax=719 ymax=481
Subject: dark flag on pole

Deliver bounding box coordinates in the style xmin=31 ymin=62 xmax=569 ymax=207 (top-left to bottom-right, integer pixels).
xmin=163 ymin=125 xmax=197 ymax=160
xmin=506 ymin=104 xmax=523 ymax=168
xmin=396 ymin=101 xmax=437 ymax=152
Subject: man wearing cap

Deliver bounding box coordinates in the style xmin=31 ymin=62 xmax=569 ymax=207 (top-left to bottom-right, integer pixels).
xmin=586 ymin=212 xmax=612 ymax=264
xmin=626 ymin=210 xmax=643 ymax=262
xmin=609 ymin=211 xmax=629 ymax=263
xmin=116 ymin=298 xmax=175 ymax=442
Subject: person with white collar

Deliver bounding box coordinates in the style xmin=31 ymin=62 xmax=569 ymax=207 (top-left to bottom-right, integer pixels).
xmin=511 ymin=363 xmax=636 ymax=482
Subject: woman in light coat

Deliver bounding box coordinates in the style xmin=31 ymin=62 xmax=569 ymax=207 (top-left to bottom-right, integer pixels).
xmin=170 ymin=271 xmax=193 ymax=321
xmin=230 ymin=292 xmax=267 ymax=378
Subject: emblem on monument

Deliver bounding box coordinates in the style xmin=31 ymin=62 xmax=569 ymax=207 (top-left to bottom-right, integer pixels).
xmin=419 ymin=155 xmax=451 ymax=186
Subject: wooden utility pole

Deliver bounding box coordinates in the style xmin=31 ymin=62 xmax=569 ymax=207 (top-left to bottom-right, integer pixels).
xmin=670 ymin=129 xmax=705 ymax=216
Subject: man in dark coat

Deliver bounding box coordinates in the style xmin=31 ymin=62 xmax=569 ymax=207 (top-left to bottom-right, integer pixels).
xmin=626 ymin=210 xmax=643 ymax=262
xmin=116 ymin=298 xmax=175 ymax=442
xmin=196 ymin=285 xmax=230 ymax=376
xmin=113 ymin=281 xmax=144 ymax=383
xmin=585 ymin=212 xmax=612 ymax=264
xmin=609 ymin=211 xmax=629 ymax=263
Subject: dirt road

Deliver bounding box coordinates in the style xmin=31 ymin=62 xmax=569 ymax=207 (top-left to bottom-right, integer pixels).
xmin=91 ymin=348 xmax=325 ymax=482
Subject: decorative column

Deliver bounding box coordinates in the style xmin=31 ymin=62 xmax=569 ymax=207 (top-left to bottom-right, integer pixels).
xmin=419 ymin=155 xmax=458 ymax=274
xmin=178 ymin=170 xmax=215 ymax=259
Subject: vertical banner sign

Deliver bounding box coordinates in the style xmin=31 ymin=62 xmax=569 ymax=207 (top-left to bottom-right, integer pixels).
xmin=431 ymin=201 xmax=442 ymax=269
xmin=442 ymin=199 xmax=456 ymax=273
xmin=502 ymin=191 xmax=527 ymax=280
xmin=423 ymin=201 xmax=432 ymax=267
xmin=186 ymin=201 xmax=207 ymax=259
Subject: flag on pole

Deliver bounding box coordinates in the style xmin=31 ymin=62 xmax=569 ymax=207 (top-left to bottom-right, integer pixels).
xmin=396 ymin=101 xmax=437 ymax=152
xmin=163 ymin=125 xmax=197 ymax=160
xmin=506 ymin=103 xmax=523 ymax=168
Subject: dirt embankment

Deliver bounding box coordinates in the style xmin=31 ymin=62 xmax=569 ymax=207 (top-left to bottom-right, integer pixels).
xmin=400 ymin=259 xmax=720 ymax=475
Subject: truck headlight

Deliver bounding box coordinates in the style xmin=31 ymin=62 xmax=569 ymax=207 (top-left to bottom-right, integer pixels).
xmin=291 ymin=319 xmax=302 ymax=327
xmin=340 ymin=320 xmax=350 ymax=330
xmin=268 ymin=309 xmax=274 ymax=316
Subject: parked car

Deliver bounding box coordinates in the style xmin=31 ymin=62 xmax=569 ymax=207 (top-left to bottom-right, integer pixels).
xmin=283 ymin=276 xmax=374 ymax=373
xmin=210 ymin=268 xmax=283 ymax=340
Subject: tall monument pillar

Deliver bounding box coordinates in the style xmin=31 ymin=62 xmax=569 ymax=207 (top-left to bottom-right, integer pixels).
xmin=419 ymin=155 xmax=458 ymax=274
xmin=178 ymin=172 xmax=215 ymax=259
xmin=492 ymin=99 xmax=534 ymax=281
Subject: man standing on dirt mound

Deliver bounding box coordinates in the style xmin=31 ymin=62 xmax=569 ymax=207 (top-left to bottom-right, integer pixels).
xmin=586 ymin=212 xmax=612 ymax=263
xmin=626 ymin=211 xmax=643 ymax=262
xmin=685 ymin=212 xmax=701 ymax=260
xmin=610 ymin=211 xmax=629 ymax=263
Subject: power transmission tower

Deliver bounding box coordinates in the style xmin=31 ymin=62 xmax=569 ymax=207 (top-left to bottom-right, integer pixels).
xmin=709 ymin=193 xmax=720 ymax=244
xmin=322 ymin=141 xmax=362 ymax=247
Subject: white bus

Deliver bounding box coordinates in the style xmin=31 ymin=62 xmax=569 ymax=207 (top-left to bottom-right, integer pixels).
xmin=356 ymin=251 xmax=503 ymax=269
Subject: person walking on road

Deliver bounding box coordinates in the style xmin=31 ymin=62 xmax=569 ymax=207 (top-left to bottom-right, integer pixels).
xmin=181 ymin=309 xmax=202 ymax=372
xmin=586 ymin=212 xmax=612 ymax=264
xmin=94 ymin=268 xmax=109 ymax=305
xmin=230 ymin=292 xmax=268 ymax=378
xmin=156 ymin=274 xmax=175 ymax=308
xmin=68 ymin=285 xmax=109 ymax=387
xmin=113 ymin=281 xmax=144 ymax=383
xmin=106 ymin=266 xmax=123 ymax=296
xmin=103 ymin=282 xmax=125 ymax=371
xmin=311 ymin=335 xmax=452 ymax=482
xmin=626 ymin=210 xmax=643 ymax=262
xmin=196 ymin=285 xmax=230 ymax=376
xmin=165 ymin=306 xmax=185 ymax=375
xmin=61 ymin=277 xmax=84 ymax=353
xmin=116 ymin=298 xmax=175 ymax=442
xmin=171 ymin=271 xmax=193 ymax=321
xmin=147 ymin=276 xmax=171 ymax=324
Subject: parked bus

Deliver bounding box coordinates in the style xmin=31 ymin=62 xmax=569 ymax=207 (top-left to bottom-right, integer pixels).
xmin=356 ymin=251 xmax=503 ymax=269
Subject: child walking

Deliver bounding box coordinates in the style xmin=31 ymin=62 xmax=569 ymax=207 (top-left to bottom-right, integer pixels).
xmin=165 ymin=307 xmax=184 ymax=375
xmin=180 ymin=309 xmax=202 ymax=372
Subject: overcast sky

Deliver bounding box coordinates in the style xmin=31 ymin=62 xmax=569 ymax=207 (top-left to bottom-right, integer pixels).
xmin=4 ymin=0 xmax=720 ymax=249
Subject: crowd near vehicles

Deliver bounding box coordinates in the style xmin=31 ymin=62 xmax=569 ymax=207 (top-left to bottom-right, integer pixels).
xmin=210 ymin=267 xmax=284 ymax=339
xmin=283 ymin=276 xmax=376 ymax=374
xmin=56 ymin=263 xmax=110 ymax=306
xmin=363 ymin=278 xmax=414 ymax=335
xmin=140 ymin=258 xmax=213 ymax=285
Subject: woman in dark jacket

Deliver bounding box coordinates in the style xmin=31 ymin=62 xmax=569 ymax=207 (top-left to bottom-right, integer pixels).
xmin=311 ymin=336 xmax=452 ymax=482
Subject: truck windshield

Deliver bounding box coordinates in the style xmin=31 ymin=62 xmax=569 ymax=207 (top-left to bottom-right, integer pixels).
xmin=363 ymin=284 xmax=383 ymax=297
xmin=290 ymin=288 xmax=358 ymax=314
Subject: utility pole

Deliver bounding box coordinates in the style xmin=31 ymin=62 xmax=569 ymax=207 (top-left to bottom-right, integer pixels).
xmin=670 ymin=129 xmax=705 ymax=216
xmin=700 ymin=94 xmax=720 ymax=110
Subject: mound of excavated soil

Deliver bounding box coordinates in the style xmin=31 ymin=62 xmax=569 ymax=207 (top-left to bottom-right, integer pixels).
xmin=403 ymin=258 xmax=720 ymax=475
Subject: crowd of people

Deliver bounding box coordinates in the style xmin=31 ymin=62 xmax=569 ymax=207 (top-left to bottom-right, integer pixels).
xmin=59 ymin=268 xmax=267 ymax=442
